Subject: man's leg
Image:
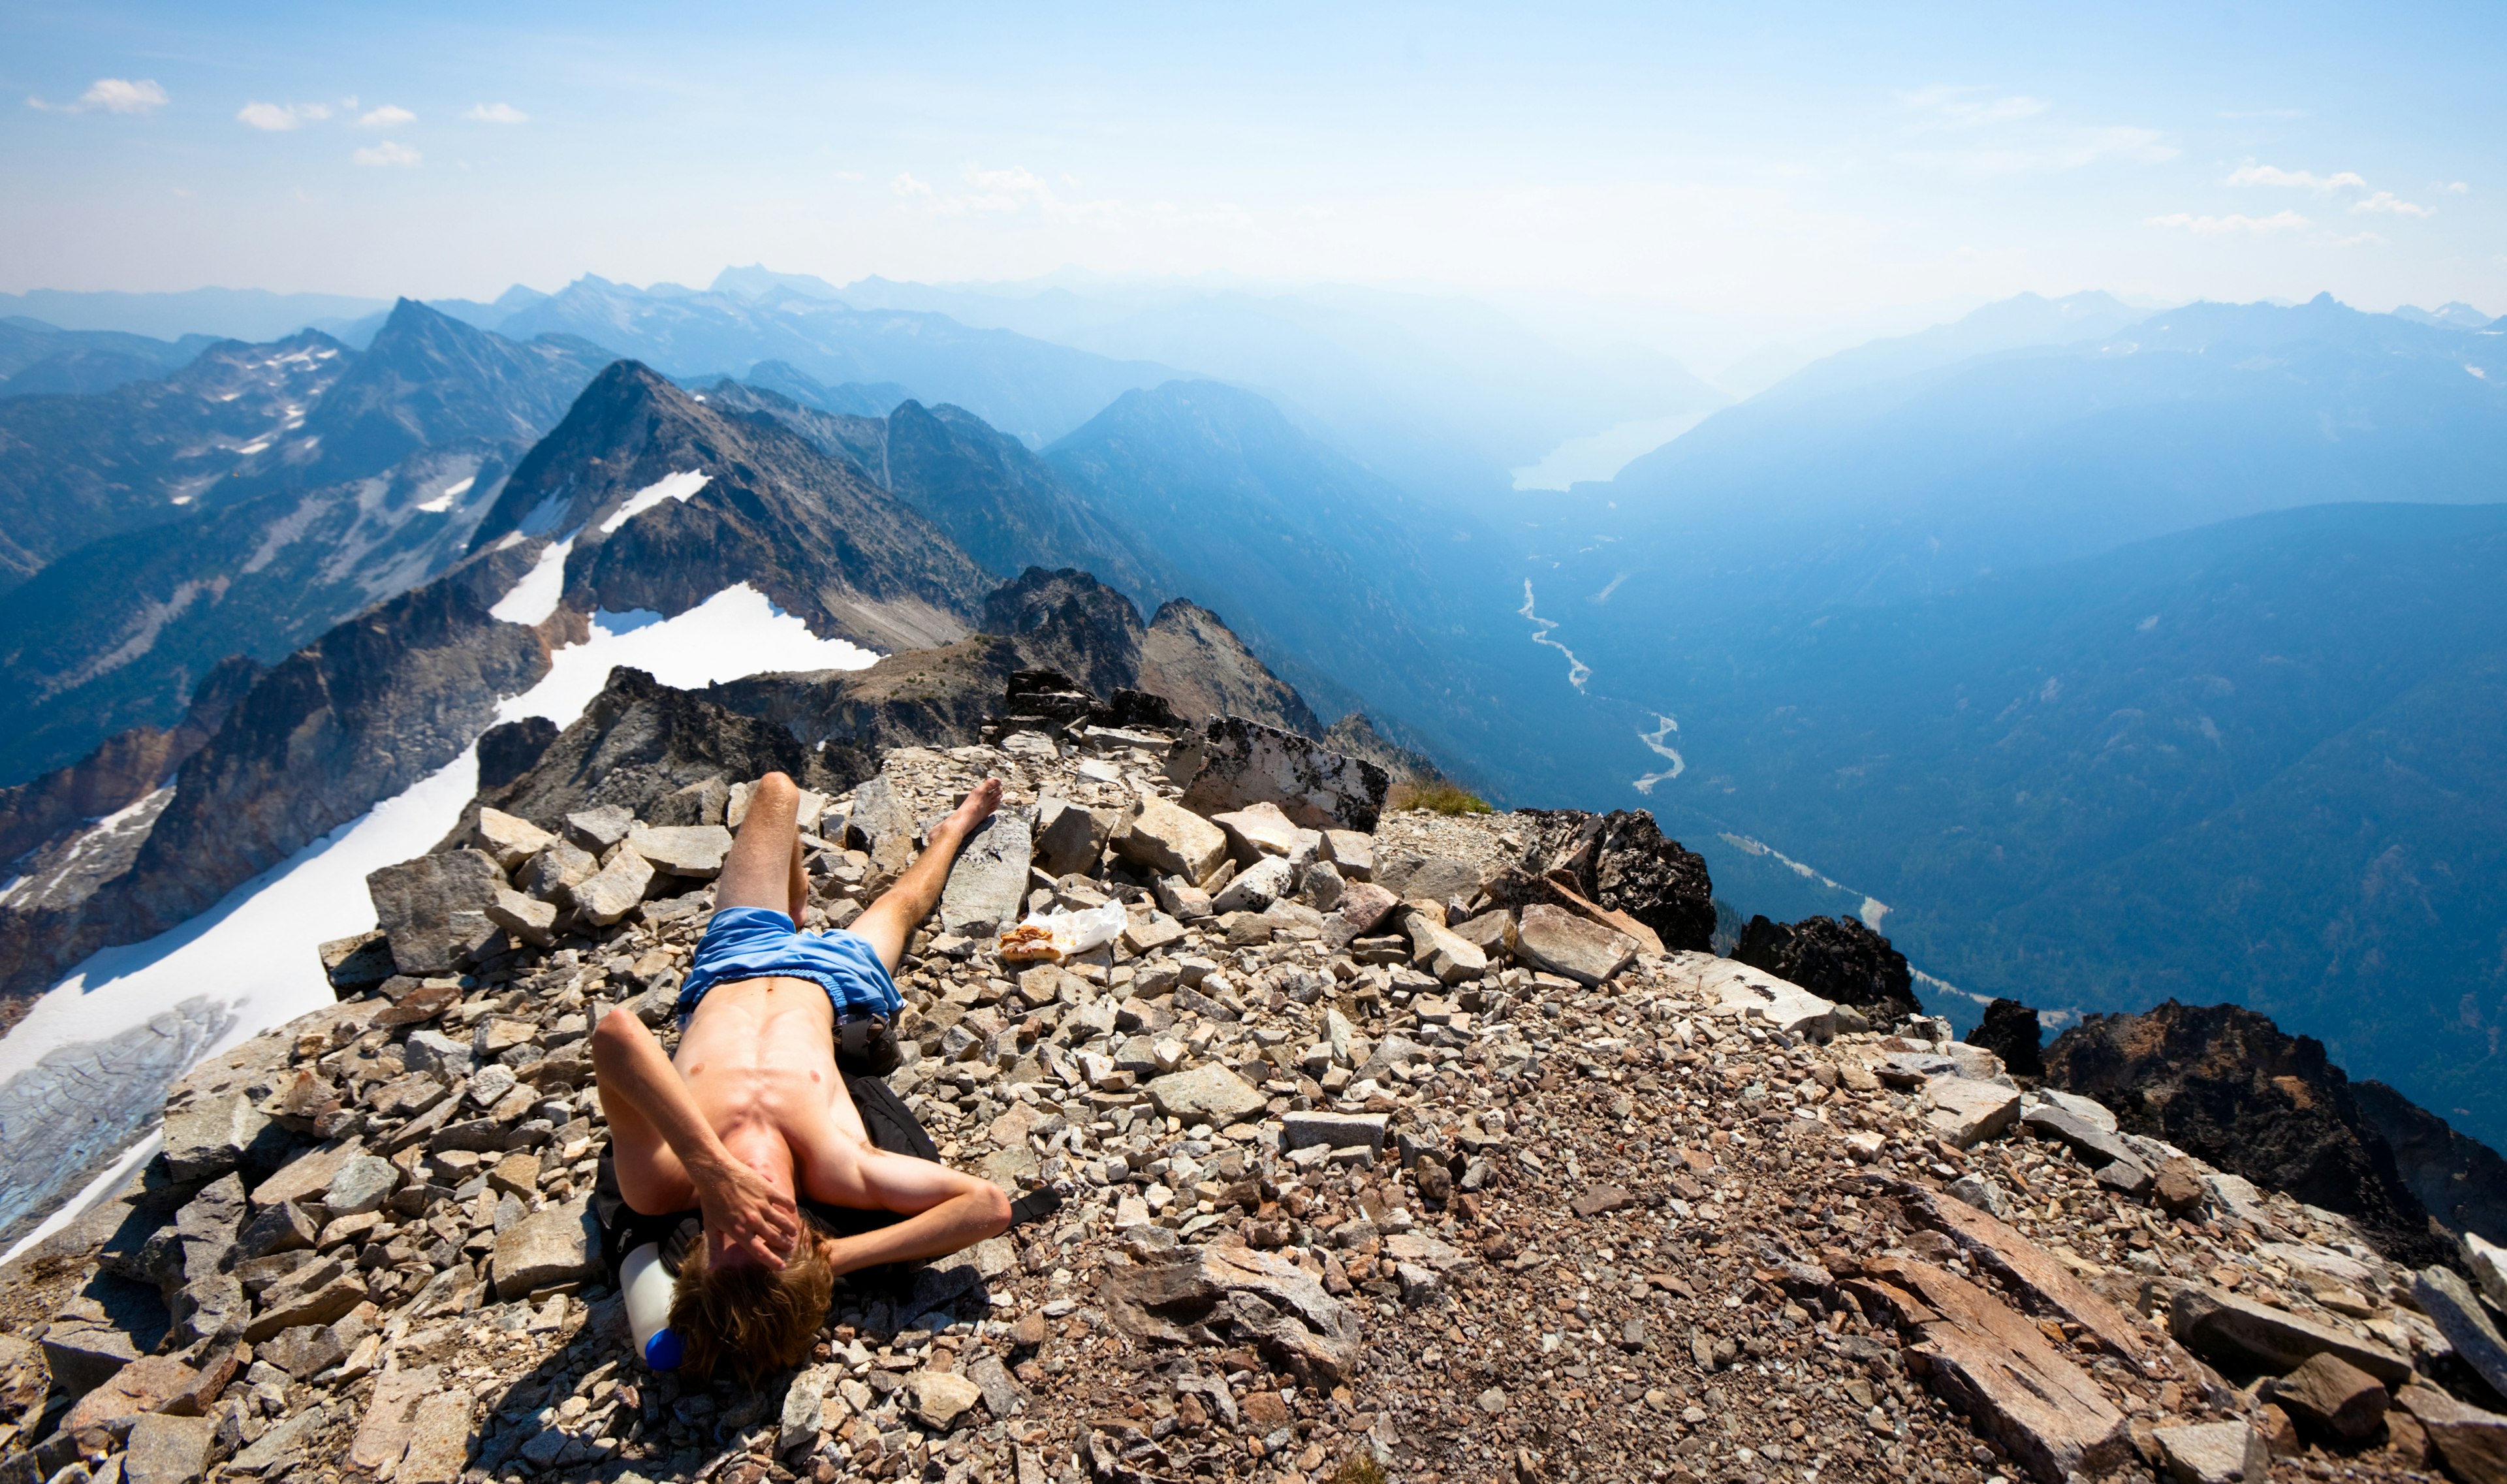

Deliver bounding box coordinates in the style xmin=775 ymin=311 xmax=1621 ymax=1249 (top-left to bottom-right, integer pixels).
xmin=717 ymin=772 xmax=808 ymax=921
xmin=849 ymin=780 xmax=1003 ymax=971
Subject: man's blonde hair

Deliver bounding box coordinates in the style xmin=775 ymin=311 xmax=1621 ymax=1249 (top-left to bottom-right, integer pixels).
xmin=668 ymin=1214 xmax=834 ymax=1383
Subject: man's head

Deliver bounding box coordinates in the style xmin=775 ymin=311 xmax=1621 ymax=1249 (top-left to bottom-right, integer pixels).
xmin=669 ymin=1212 xmax=836 ymax=1383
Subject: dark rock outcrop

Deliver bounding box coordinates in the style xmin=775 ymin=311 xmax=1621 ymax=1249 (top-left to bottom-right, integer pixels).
xmin=1731 ymin=913 xmax=1922 ymax=1024
xmin=980 ymin=567 xmax=1144 ymax=703
xmin=1970 ymin=998 xmax=2046 ymax=1079
xmin=1502 ymin=810 xmax=1716 ymax=953
xmin=475 ymin=716 xmax=558 ymax=793
xmin=2042 ymin=1002 xmax=2452 ymax=1267
xmin=2353 ymin=1080 xmax=2507 ymax=1246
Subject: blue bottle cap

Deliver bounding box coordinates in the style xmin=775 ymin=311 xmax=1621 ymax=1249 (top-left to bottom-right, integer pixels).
xmin=644 ymin=1328 xmax=684 ymax=1371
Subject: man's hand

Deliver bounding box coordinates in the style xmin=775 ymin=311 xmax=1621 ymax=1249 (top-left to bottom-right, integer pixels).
xmin=695 ymin=1156 xmax=801 ymax=1267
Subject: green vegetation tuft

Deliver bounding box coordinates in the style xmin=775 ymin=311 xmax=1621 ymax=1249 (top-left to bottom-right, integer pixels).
xmin=1392 ymin=777 xmax=1494 ymax=815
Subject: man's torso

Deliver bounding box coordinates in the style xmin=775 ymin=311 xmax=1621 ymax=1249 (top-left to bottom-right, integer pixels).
xmin=667 ymin=976 xmax=871 ymax=1203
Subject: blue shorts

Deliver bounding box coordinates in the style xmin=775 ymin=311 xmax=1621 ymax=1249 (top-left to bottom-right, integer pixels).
xmin=674 ymin=908 xmax=902 ymax=1025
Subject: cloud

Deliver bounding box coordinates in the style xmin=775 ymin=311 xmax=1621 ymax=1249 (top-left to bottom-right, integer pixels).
xmin=891 ymin=172 xmax=932 ymax=196
xmin=356 ymin=105 xmax=415 ymax=128
xmin=2145 ymin=210 xmax=2309 ymax=236
xmin=2442 ymin=181 xmax=2470 ymax=194
xmin=2226 ymin=163 xmax=2366 ymax=191
xmin=2333 ymin=232 xmax=2387 ymax=248
xmin=351 ymin=140 xmax=420 ymax=167
xmin=461 ymin=102 xmax=528 ymax=123
xmin=238 ymin=100 xmax=332 ymax=131
xmin=2352 ymin=191 xmax=2433 ymax=217
xmin=1897 ymin=86 xmax=2050 ymax=130
xmin=28 ymin=78 xmax=170 ymax=114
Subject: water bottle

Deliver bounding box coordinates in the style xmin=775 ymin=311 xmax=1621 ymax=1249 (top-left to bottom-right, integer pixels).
xmin=620 ymin=1242 xmax=684 ymax=1371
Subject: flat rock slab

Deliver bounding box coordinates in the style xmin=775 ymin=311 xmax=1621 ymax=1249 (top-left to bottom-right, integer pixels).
xmin=627 ymin=823 xmax=734 ymax=877
xmin=2168 ymin=1284 xmax=2410 ymax=1385
xmin=1572 ymin=1184 xmax=1633 ymax=1218
xmin=909 ymin=1368 xmax=985 ymax=1430
xmin=1515 ymin=904 xmax=1635 ymax=987
xmin=1852 ymin=1257 xmax=2128 ymax=1483
xmin=1100 ymin=1240 xmax=1363 ymax=1385
xmin=1924 ymin=1077 xmax=2023 ymax=1149
xmin=1904 ymin=1184 xmax=2155 ymax=1368
xmin=1280 ymin=1111 xmax=1388 ymax=1154
xmin=939 ymin=810 xmax=1034 ymax=939
xmin=1143 ymin=1064 xmax=1266 ymax=1126
xmin=1211 ymin=800 xmax=1302 ymax=860
xmin=571 ymin=848 xmax=654 ymax=927
xmin=2417 ymin=1265 xmax=2507 ymax=1400
xmin=1658 ymin=951 xmax=1836 ymax=1039
xmin=2153 ymin=1421 xmax=2269 ymax=1484
xmin=2020 ymin=1104 xmax=2147 ymax=1176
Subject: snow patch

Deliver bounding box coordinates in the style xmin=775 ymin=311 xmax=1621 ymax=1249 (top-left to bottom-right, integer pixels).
xmin=488 ymin=537 xmax=573 ymax=625
xmin=414 ymin=474 xmax=477 ymax=514
xmin=599 ymin=470 xmax=710 ymax=534
xmin=505 ymin=586 xmax=873 ymax=728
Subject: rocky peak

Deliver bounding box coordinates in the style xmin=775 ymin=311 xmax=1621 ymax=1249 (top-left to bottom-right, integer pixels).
xmin=2043 ymin=1000 xmax=2452 ymax=1267
xmin=979 ymin=567 xmax=1144 ymax=702
xmin=1141 ymin=598 xmax=1321 ymax=738
xmin=300 ymin=300 xmax=608 ymax=477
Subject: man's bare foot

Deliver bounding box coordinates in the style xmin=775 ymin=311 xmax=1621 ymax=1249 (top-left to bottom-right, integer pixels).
xmin=934 ymin=779 xmax=1003 ymax=844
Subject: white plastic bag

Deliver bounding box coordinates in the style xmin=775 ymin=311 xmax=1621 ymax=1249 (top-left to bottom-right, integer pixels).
xmin=1000 ymin=901 xmax=1128 ymax=960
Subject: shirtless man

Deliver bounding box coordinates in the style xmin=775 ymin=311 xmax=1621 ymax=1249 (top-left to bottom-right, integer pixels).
xmin=590 ymin=772 xmax=1013 ymax=1380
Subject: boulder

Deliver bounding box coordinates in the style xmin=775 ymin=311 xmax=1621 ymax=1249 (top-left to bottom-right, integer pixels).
xmin=518 ymin=839 xmax=598 ymax=903
xmin=571 ymin=847 xmax=655 ymax=926
xmin=491 ymin=1195 xmax=599 ymax=1299
xmin=160 ymin=1089 xmax=281 ymax=1184
xmin=1177 ymin=716 xmax=1389 ymax=832
xmin=2470 ymin=1233 xmax=2507 ymax=1314
xmin=1402 ymin=908 xmax=1490 ymax=985
xmin=1968 ymin=997 xmax=2047 ymax=1077
xmin=908 ymin=1368 xmax=985 ymax=1430
xmin=319 ymin=931 xmax=396 ymax=993
xmin=1731 ymin=912 xmax=1918 ymax=1023
xmin=2152 ymin=1421 xmax=2270 ymax=1484
xmin=121 ymin=1412 xmax=219 ymax=1484
xmin=2020 ymin=1104 xmax=2147 ymax=1176
xmin=1507 ymin=808 xmax=1715 ymax=951
xmin=2399 ymin=1383 xmax=2507 ymax=1484
xmin=366 ymin=848 xmax=506 ymax=974
xmin=1112 ymin=793 xmax=1229 ymax=883
xmin=626 ymin=822 xmax=734 ymax=877
xmin=323 ymin=1154 xmax=402 ymax=1218
xmin=486 ymin=887 xmax=558 ymax=948
xmin=245 ymin=1257 xmax=368 ymax=1340
xmin=39 ymin=1318 xmax=143 ymax=1400
xmin=563 ymin=804 xmax=634 ymax=853
xmin=398 ymin=1391 xmax=476 ymax=1484
xmin=1100 ymin=1242 xmax=1364 ymax=1385
xmin=2265 ymin=1353 xmax=2390 ymax=1442
xmin=1330 ymin=881 xmax=1400 ymax=938
xmin=1211 ymin=800 xmax=1302 ymax=862
xmin=1143 ymin=1064 xmax=1267 ymax=1126
xmin=1319 ymin=829 xmax=1373 ymax=880
xmin=939 ymin=810 xmax=1034 ymax=939
xmin=1514 ymin=904 xmax=1635 ymax=987
xmin=2168 ymin=1285 xmax=2411 ymax=1384
xmin=780 ymin=1363 xmax=838 ymax=1453
xmin=1210 ymin=855 xmax=1296 ymax=915
xmin=1378 ymin=853 xmax=1483 ymax=906
xmin=1033 ymin=797 xmax=1112 ymax=878
xmin=473 ymin=808 xmax=558 ymax=870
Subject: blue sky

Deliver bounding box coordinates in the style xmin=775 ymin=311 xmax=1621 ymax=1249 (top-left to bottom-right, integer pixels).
xmin=4 ymin=1 xmax=2502 ymax=353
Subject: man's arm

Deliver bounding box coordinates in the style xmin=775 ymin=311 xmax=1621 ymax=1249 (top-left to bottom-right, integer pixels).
xmin=590 ymin=1009 xmax=800 ymax=1263
xmin=804 ymin=1143 xmax=1013 ymax=1276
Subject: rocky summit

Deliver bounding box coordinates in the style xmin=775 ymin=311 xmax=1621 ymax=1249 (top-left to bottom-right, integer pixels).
xmin=8 ymin=678 xmax=2507 ymax=1484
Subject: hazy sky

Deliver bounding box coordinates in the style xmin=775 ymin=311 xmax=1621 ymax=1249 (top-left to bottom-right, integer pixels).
xmin=6 ymin=0 xmax=2502 ymax=345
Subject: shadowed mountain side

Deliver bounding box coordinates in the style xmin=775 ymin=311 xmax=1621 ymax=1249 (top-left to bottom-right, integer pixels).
xmin=0 ymin=656 xmax=260 ymax=866
xmin=977 ymin=568 xmax=1143 ymax=703
xmin=0 ymin=541 xmax=555 ymax=1006
xmin=2354 ymin=1080 xmax=2507 ymax=1245
xmin=471 ymin=362 xmax=991 ymax=654
xmin=1140 ymin=598 xmax=1321 ymax=738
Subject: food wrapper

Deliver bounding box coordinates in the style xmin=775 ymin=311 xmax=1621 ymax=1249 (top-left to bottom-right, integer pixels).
xmin=996 ymin=901 xmax=1128 ymax=962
